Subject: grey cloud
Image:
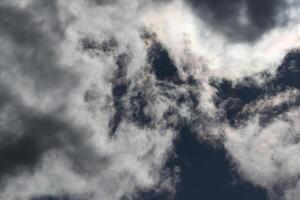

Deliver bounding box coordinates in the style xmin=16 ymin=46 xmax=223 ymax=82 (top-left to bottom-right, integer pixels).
xmin=184 ymin=0 xmax=287 ymax=42
xmin=2 ymin=0 xmax=300 ymax=199
xmin=0 ymin=1 xmax=77 ymax=93
xmin=0 ymin=1 xmax=177 ymax=198
xmin=0 ymin=84 xmax=108 ymax=184
xmin=0 ymin=0 xmax=107 ymax=183
xmin=91 ymin=0 xmax=172 ymax=6
xmin=90 ymin=0 xmax=119 ymax=6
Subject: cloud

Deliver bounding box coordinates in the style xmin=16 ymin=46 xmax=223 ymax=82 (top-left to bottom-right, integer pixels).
xmin=223 ymin=108 xmax=300 ymax=199
xmin=1 ymin=0 xmax=300 ymax=200
xmin=0 ymin=1 xmax=178 ymax=199
xmin=209 ymin=48 xmax=300 ymax=199
xmin=183 ymin=0 xmax=288 ymax=42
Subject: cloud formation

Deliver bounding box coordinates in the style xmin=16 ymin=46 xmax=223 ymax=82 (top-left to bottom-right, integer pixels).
xmin=184 ymin=0 xmax=288 ymax=42
xmin=1 ymin=0 xmax=300 ymax=200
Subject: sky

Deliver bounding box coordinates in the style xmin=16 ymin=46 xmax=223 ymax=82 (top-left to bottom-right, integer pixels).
xmin=0 ymin=0 xmax=300 ymax=200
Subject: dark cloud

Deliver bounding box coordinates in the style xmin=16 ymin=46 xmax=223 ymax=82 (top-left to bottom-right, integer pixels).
xmin=109 ymin=53 xmax=131 ymax=136
xmin=0 ymin=1 xmax=108 ymax=183
xmin=0 ymin=1 xmax=77 ymax=93
xmin=90 ymin=0 xmax=119 ymax=6
xmin=80 ymin=36 xmax=118 ymax=56
xmin=0 ymin=0 xmax=65 ymax=45
xmin=31 ymin=194 xmax=90 ymax=200
xmin=0 ymin=88 xmax=108 ymax=181
xmin=126 ymin=88 xmax=154 ymax=129
xmin=184 ymin=0 xmax=287 ymax=42
xmin=80 ymin=36 xmax=130 ymax=137
xmin=91 ymin=0 xmax=172 ymax=6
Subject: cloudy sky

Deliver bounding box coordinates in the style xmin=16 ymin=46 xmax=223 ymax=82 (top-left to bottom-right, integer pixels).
xmin=0 ymin=0 xmax=300 ymax=200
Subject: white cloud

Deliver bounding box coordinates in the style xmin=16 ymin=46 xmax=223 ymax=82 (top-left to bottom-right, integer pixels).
xmin=224 ymin=107 xmax=300 ymax=198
